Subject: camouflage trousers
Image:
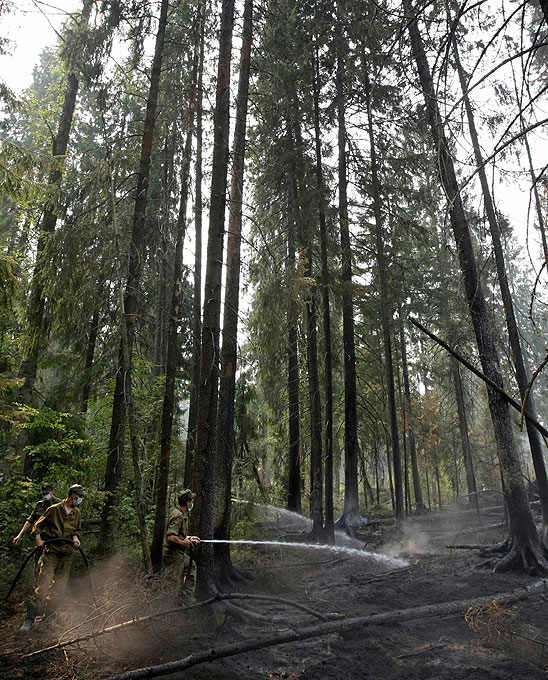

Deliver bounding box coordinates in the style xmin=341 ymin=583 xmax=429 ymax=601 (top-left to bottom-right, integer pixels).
xmin=29 ymin=551 xmax=73 ymax=617
xmin=163 ymin=549 xmax=196 ymax=595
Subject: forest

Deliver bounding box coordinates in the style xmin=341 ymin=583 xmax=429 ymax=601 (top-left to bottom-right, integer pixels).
xmin=1 ymin=0 xmax=548 ymax=678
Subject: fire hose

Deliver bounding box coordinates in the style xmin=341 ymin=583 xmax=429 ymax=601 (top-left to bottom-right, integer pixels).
xmin=6 ymin=537 xmax=97 ymax=605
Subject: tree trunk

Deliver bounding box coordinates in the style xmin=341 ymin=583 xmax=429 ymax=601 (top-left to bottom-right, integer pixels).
xmin=451 ymin=358 xmax=479 ymax=516
xmin=286 ymin=94 xmax=323 ymax=537
xmin=191 ymin=0 xmax=235 ymax=595
xmin=399 ymin=314 xmax=425 ymax=512
xmin=184 ymin=0 xmax=205 ymax=489
xmin=80 ymin=307 xmax=99 ymax=414
xmin=17 ymin=0 xmax=94 ymax=411
xmin=452 ymin=34 xmax=548 ymax=529
xmin=286 ymin=228 xmax=302 ymax=513
xmin=286 ymin=119 xmax=302 ymax=514
xmin=214 ymin=0 xmax=253 ymax=579
xmin=150 ymin=12 xmax=201 ymax=571
xmin=336 ymin=0 xmax=359 ymax=515
xmin=98 ymin=0 xmax=169 ymax=554
xmin=539 ymin=0 xmax=548 ymax=27
xmin=406 ymin=0 xmax=547 ymax=573
xmin=365 ymin=76 xmax=404 ymax=522
xmin=313 ymin=44 xmax=334 ymax=542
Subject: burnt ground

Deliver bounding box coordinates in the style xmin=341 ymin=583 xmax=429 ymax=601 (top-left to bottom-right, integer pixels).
xmin=2 ymin=505 xmax=548 ymax=680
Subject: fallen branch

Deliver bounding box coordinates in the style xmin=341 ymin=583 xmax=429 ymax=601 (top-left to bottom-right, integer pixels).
xmin=446 ymin=545 xmax=491 ymax=550
xmin=101 ymin=578 xmax=548 ymax=680
xmin=24 ymin=592 xmax=331 ymax=659
xmin=24 ymin=596 xmax=221 ymax=659
xmin=408 ymin=317 xmax=548 ymax=439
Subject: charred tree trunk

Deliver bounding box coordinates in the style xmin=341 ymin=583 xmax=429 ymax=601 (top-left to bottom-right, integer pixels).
xmin=98 ymin=0 xmax=169 ymax=554
xmin=453 ymin=34 xmax=548 ymax=528
xmin=184 ymin=0 xmax=205 ymax=489
xmin=313 ymin=44 xmax=335 ymax=542
xmin=191 ymin=0 xmax=235 ymax=594
xmin=150 ymin=16 xmax=201 ymax=571
xmin=336 ymin=0 xmax=359 ymax=515
xmin=17 ymin=0 xmax=93 ymax=412
xmin=214 ymin=0 xmax=253 ymax=580
xmin=451 ymin=358 xmax=479 ymax=515
xmin=365 ymin=77 xmax=404 ymax=522
xmin=406 ymin=0 xmax=547 ymax=573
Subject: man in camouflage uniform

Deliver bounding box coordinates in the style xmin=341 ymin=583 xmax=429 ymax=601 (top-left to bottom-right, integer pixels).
xmin=19 ymin=484 xmax=84 ymax=633
xmin=13 ymin=482 xmax=61 ymax=546
xmin=163 ymin=489 xmax=200 ymax=600
xmin=13 ymin=482 xmax=62 ymax=579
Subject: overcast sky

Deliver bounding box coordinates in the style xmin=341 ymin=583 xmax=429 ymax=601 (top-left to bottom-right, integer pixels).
xmin=1 ymin=0 xmax=81 ymax=92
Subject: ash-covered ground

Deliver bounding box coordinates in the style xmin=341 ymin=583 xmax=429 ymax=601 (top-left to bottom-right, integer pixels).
xmin=2 ymin=502 xmax=548 ymax=680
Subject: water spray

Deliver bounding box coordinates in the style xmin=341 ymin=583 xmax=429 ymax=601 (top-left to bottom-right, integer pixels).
xmin=198 ymin=538 xmax=408 ymax=568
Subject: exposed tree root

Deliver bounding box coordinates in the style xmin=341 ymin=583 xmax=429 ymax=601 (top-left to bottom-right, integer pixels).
xmin=101 ymin=578 xmax=548 ymax=680
xmin=448 ymin=536 xmax=548 ymax=575
xmin=488 ymin=538 xmax=548 ymax=575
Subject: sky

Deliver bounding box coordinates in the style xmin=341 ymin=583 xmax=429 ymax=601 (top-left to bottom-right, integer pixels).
xmin=1 ymin=0 xmax=82 ymax=90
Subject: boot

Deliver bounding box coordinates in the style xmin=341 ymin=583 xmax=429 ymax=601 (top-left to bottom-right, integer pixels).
xmin=19 ymin=604 xmax=36 ymax=633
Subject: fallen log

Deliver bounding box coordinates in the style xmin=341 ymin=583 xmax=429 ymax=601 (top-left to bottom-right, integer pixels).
xmin=101 ymin=578 xmax=548 ymax=680
xmin=446 ymin=545 xmax=491 ymax=550
xmin=24 ymin=592 xmax=330 ymax=659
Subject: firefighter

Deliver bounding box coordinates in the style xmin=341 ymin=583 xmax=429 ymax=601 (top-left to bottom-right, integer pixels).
xmin=163 ymin=489 xmax=200 ymax=600
xmin=19 ymin=484 xmax=84 ymax=633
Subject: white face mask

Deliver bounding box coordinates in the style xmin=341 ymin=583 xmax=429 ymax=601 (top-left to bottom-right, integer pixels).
xmin=43 ymin=493 xmax=52 ymax=501
xmin=189 ymin=502 xmax=194 ymax=512
xmin=74 ymin=496 xmax=83 ymax=506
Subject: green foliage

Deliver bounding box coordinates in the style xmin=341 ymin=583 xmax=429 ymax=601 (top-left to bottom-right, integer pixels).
xmin=20 ymin=406 xmax=89 ymax=481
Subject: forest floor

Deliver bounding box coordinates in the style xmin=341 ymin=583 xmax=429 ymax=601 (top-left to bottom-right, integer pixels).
xmin=2 ymin=502 xmax=548 ymax=679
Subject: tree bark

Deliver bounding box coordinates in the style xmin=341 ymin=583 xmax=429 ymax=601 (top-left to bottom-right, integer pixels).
xmin=336 ymin=0 xmax=359 ymax=515
xmin=539 ymin=0 xmax=548 ymax=27
xmin=80 ymin=307 xmax=99 ymax=414
xmin=191 ymin=0 xmax=235 ymax=594
xmin=98 ymin=0 xmax=169 ymax=554
xmin=286 ymin=127 xmax=301 ymax=515
xmin=313 ymin=44 xmax=335 ymax=541
xmin=215 ymin=0 xmax=254 ymax=578
xmin=406 ymin=0 xmax=547 ymax=573
xmin=451 ymin=359 xmax=479 ymax=515
xmin=184 ymin=0 xmax=205 ymax=489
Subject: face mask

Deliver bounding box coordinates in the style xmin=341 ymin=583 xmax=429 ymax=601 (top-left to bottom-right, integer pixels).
xmin=74 ymin=497 xmax=83 ymax=506
xmin=189 ymin=503 xmax=194 ymax=512
xmin=43 ymin=493 xmax=52 ymax=501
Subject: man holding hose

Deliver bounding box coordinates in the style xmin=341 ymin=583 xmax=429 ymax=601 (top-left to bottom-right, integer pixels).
xmin=163 ymin=489 xmax=200 ymax=601
xmin=19 ymin=484 xmax=84 ymax=633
